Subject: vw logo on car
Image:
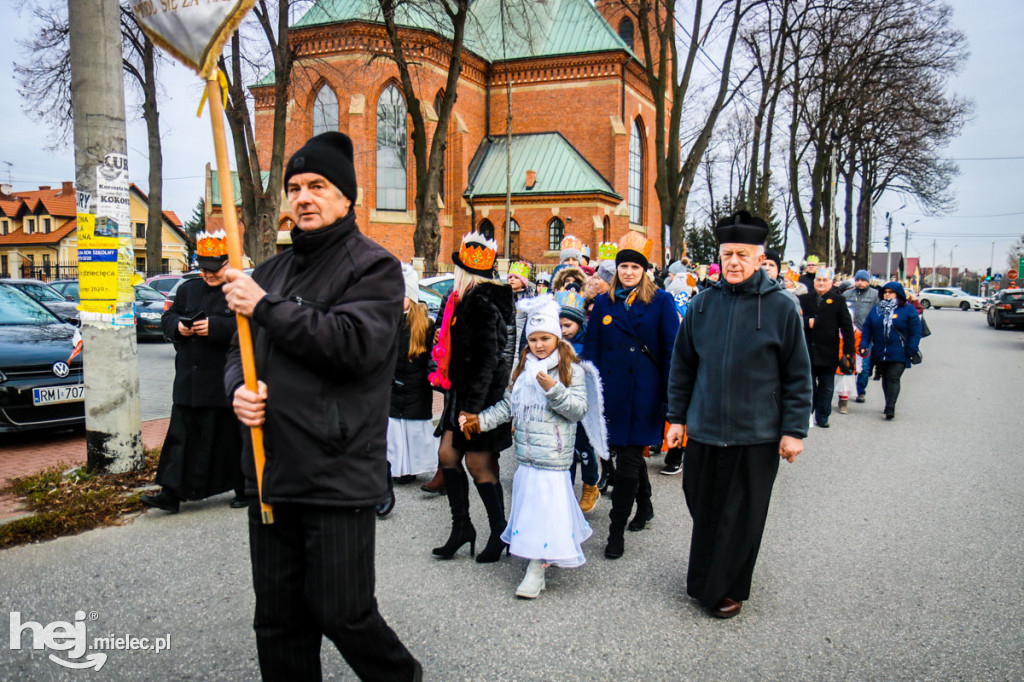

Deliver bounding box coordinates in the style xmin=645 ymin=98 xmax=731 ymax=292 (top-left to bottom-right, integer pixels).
xmin=52 ymin=362 xmax=71 ymax=378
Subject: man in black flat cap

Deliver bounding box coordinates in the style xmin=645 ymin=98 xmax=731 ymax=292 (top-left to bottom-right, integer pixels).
xmin=224 ymin=132 xmax=421 ymax=680
xmin=666 ymin=211 xmax=812 ymax=619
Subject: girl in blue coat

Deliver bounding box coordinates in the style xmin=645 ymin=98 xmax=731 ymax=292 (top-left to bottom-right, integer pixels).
xmin=858 ymin=282 xmax=922 ymax=420
xmin=583 ymin=233 xmax=680 ymax=559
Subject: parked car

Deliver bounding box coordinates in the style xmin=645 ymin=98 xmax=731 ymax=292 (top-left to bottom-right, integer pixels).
xmin=0 ymin=283 xmax=85 ymax=433
xmin=2 ymin=278 xmax=80 ymax=323
xmin=987 ymin=289 xmax=1024 ymax=329
xmin=145 ymin=274 xmax=186 ymax=297
xmin=418 ymin=285 xmax=443 ymax=322
xmin=918 ymin=287 xmax=985 ymax=311
xmin=49 ymin=280 xmax=168 ymax=341
xmin=420 ymin=274 xmax=454 ymax=299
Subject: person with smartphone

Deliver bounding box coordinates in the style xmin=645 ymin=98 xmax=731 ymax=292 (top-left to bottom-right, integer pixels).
xmin=140 ymin=231 xmax=246 ymax=513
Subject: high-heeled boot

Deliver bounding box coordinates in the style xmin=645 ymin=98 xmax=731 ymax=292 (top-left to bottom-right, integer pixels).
xmin=605 ymin=476 xmax=639 ymax=559
xmin=628 ymin=464 xmax=654 ymax=531
xmin=474 ymin=481 xmax=509 ymax=563
xmin=432 ymin=468 xmax=476 ymax=559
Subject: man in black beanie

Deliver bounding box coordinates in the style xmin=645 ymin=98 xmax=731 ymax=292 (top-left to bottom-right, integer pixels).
xmin=666 ymin=210 xmax=811 ymax=619
xmin=224 ymin=132 xmax=421 ymax=680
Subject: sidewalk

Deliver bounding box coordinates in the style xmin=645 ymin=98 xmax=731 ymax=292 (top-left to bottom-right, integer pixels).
xmin=0 ymin=418 xmax=170 ymax=522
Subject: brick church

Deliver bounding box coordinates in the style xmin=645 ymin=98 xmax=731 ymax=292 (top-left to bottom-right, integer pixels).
xmin=249 ymin=0 xmax=664 ymax=269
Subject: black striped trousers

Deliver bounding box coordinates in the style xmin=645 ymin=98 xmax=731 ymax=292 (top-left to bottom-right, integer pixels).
xmin=248 ymin=503 xmax=420 ymax=681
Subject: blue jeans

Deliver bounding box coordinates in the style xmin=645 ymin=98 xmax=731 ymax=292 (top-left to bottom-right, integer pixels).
xmin=570 ymin=428 xmax=599 ymax=486
xmin=856 ymin=352 xmax=872 ymax=396
xmin=812 ymin=367 xmax=835 ymax=423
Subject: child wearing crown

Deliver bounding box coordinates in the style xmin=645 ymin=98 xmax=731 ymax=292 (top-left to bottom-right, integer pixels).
xmin=459 ymin=295 xmax=608 ymax=598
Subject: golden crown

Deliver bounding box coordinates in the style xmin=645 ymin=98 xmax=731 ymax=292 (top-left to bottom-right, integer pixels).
xmin=458 ymin=232 xmax=497 ymax=272
xmin=560 ymin=235 xmax=584 ymax=252
xmin=619 ymin=231 xmax=653 ymax=260
xmin=196 ymin=230 xmax=228 ymax=257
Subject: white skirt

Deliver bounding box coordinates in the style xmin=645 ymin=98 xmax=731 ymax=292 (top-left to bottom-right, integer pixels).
xmin=386 ymin=418 xmax=438 ymax=477
xmin=501 ymin=465 xmax=592 ymax=568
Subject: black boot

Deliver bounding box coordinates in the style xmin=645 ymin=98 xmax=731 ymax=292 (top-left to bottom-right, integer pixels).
xmin=432 ymin=468 xmax=476 ymax=559
xmin=597 ymin=457 xmax=616 ymax=493
xmin=140 ymin=488 xmax=180 ymax=514
xmin=474 ymin=481 xmax=509 ymax=563
xmin=628 ymin=465 xmax=654 ymax=531
xmin=605 ymin=476 xmax=638 ymax=559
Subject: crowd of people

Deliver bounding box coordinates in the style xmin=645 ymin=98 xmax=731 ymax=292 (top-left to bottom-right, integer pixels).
xmin=139 ymin=131 xmax=926 ymax=681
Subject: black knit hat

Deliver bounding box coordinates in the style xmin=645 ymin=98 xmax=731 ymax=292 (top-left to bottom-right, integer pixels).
xmin=715 ymin=210 xmax=769 ymax=245
xmin=764 ymin=248 xmax=782 ymax=272
xmin=284 ymin=132 xmax=357 ymax=204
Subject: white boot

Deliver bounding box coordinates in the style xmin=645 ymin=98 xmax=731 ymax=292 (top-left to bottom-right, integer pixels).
xmin=515 ymin=560 xmax=546 ymax=599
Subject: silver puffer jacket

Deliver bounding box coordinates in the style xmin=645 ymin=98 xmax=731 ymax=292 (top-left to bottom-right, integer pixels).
xmin=478 ymin=363 xmax=588 ymax=471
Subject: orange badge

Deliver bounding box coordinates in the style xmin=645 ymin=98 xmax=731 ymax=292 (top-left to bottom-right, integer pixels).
xmin=826 ymin=298 xmax=833 ymax=304
xmin=602 ymin=315 xmax=612 ymax=326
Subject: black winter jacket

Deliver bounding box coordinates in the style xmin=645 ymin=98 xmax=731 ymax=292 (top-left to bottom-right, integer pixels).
xmin=667 ymin=268 xmax=813 ymax=446
xmin=162 ymin=278 xmax=237 ymax=407
xmin=225 ymin=213 xmax=403 ymax=507
xmin=799 ymin=288 xmax=856 ymax=370
xmin=390 ymin=316 xmax=436 ymax=420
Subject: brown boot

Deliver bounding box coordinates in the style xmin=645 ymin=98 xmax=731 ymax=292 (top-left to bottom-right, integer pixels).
xmin=420 ymin=468 xmax=446 ymax=495
xmin=838 ymin=398 xmax=849 ymax=414
xmin=579 ymin=484 xmax=600 ymax=513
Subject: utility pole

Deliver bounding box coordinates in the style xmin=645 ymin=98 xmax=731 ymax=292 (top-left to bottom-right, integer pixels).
xmin=949 ymin=245 xmax=957 ymax=288
xmin=69 ymin=0 xmax=143 ymax=473
xmin=885 ymin=211 xmax=893 ymax=282
xmin=828 ymin=133 xmax=838 ymax=268
xmin=931 ymin=239 xmax=937 ymax=286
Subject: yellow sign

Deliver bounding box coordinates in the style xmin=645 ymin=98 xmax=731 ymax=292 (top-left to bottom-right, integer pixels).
xmin=76 ymin=213 xmax=118 ymax=314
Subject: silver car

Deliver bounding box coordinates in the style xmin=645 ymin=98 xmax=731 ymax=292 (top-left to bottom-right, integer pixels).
xmin=918 ymin=287 xmax=984 ymax=311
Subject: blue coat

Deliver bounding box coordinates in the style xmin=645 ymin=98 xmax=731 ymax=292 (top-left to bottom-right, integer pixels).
xmin=583 ymin=287 xmax=679 ymax=446
xmin=859 ymin=282 xmax=922 ymax=368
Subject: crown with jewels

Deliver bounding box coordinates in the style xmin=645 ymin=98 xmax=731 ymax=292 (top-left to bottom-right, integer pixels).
xmin=458 ymin=231 xmax=497 ymax=272
xmin=598 ymin=242 xmax=619 ymax=260
xmin=560 ymin=235 xmax=584 ymax=253
xmin=196 ymin=230 xmax=228 ymax=257
xmin=619 ymin=231 xmax=653 ymax=260
xmin=555 ymin=290 xmax=586 ymax=313
xmin=509 ymin=261 xmax=532 ymax=280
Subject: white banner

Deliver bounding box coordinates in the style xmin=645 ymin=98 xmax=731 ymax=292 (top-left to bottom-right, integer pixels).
xmin=130 ymin=0 xmax=255 ymax=77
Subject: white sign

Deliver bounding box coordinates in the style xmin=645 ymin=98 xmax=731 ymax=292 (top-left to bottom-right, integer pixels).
xmin=130 ymin=0 xmax=255 ymax=77
xmin=95 ymin=154 xmax=130 ymax=237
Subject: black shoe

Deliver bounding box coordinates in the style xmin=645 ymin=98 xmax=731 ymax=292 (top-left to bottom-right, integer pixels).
xmin=229 ymin=496 xmax=250 ymax=509
xmin=395 ymin=474 xmax=418 ymax=485
xmin=605 ymin=530 xmax=624 ymax=559
xmin=816 ymin=420 xmax=830 ymax=428
xmin=140 ymin=490 xmax=179 ymax=514
xmin=376 ymin=490 xmax=396 ymax=518
xmin=855 ymin=395 xmax=866 ymax=403
xmin=627 ymin=506 xmax=654 ymax=532
xmin=475 ymin=481 xmax=509 ymax=563
xmin=660 ymin=462 xmax=682 ymax=476
xmin=432 ymin=521 xmax=476 ymax=558
xmin=884 ymin=408 xmax=895 ymax=420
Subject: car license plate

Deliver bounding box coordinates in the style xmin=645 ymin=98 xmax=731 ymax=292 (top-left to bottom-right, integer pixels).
xmin=32 ymin=385 xmax=85 ymax=406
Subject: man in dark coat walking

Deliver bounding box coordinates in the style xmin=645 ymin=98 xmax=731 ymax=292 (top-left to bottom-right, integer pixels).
xmin=799 ymin=268 xmax=855 ymax=427
xmin=224 ymin=132 xmax=420 ymax=680
xmin=666 ymin=211 xmax=812 ymax=619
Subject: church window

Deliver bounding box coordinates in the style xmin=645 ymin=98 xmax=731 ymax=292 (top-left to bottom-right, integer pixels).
xmin=312 ymin=85 xmax=338 ymax=136
xmin=377 ymin=85 xmax=408 ymax=211
xmin=629 ymin=119 xmax=644 ymax=224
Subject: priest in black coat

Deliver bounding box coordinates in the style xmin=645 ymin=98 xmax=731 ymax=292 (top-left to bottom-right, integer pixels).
xmin=798 ymin=268 xmax=855 ymax=428
xmin=141 ymin=233 xmax=245 ymax=514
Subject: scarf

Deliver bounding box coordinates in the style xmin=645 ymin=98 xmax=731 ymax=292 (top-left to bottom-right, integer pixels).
xmin=615 ymin=286 xmax=639 ymax=310
xmin=879 ymin=298 xmax=898 ymax=339
xmin=428 ymin=291 xmax=459 ymax=389
xmin=510 ymin=349 xmax=560 ymax=425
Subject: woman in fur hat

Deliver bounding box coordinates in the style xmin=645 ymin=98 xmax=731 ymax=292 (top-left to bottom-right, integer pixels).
xmin=430 ymin=232 xmax=516 ymax=563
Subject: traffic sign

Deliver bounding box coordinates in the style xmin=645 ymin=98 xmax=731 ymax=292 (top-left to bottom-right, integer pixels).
xmin=1009 ymin=269 xmax=1019 ymax=280
xmin=1019 ymin=257 xmax=1024 ymax=274
xmin=994 ymin=273 xmax=1003 ymax=281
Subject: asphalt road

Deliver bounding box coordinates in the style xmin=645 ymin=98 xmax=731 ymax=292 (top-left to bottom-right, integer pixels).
xmin=1 ymin=309 xmax=1021 ymax=681
xmin=137 ymin=339 xmax=175 ymax=422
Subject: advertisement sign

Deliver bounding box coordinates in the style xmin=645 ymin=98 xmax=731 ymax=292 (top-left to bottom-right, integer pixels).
xmin=76 ymin=214 xmax=118 ymax=314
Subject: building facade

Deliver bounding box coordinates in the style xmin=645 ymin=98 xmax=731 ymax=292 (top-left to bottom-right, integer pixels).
xmin=247 ymin=0 xmax=666 ymax=269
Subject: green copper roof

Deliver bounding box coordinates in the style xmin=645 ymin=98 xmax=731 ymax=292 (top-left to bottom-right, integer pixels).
xmin=210 ymin=170 xmax=271 ymax=207
xmin=465 ymin=133 xmax=619 ymax=199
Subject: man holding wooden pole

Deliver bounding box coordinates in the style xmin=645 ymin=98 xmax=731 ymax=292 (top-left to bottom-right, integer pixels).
xmin=224 ymin=132 xmax=421 ymax=681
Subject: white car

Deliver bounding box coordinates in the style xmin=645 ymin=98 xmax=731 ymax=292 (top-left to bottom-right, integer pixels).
xmin=420 ymin=274 xmax=454 ymax=298
xmin=918 ymin=287 xmax=985 ymax=311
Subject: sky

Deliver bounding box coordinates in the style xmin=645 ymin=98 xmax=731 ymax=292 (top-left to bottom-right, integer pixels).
xmin=1 ymin=0 xmax=1021 ymax=273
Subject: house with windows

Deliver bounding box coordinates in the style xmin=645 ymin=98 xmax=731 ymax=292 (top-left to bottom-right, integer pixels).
xmin=246 ymin=0 xmax=666 ymax=267
xmin=0 ymin=181 xmax=190 ymax=280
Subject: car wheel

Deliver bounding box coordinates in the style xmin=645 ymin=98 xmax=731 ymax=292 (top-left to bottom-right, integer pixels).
xmin=920 ymin=299 xmax=931 ymax=309
xmin=994 ymin=315 xmax=1003 ymax=329
xmin=959 ymin=301 xmax=971 ymax=311
xmin=988 ymin=312 xmax=995 ymax=327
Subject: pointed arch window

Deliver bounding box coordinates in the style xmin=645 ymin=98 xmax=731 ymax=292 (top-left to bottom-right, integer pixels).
xmin=312 ymin=85 xmax=338 ymax=136
xmin=618 ymin=17 xmax=634 ymax=51
xmin=477 ymin=219 xmax=495 ymax=240
xmin=629 ymin=119 xmax=644 ymax=225
xmin=548 ymin=217 xmax=564 ymax=251
xmin=377 ymin=84 xmax=408 ymax=210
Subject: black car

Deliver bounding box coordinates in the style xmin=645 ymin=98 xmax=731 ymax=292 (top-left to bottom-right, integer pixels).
xmin=49 ymin=280 xmax=167 ymax=341
xmin=3 ymin=278 xmax=80 ymax=323
xmin=987 ymin=289 xmax=1024 ymax=329
xmin=0 ymin=283 xmax=85 ymax=433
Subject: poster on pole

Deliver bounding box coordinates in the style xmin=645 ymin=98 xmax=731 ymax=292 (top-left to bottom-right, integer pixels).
xmin=94 ymin=153 xmax=135 ymax=304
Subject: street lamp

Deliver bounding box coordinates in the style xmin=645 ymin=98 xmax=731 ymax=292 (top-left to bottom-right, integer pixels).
xmin=885 ymin=201 xmax=907 ymax=281
xmin=901 ymin=220 xmax=920 ymax=281
xmin=949 ymin=244 xmax=957 ymax=287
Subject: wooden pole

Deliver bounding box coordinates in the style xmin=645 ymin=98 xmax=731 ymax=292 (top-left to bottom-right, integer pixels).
xmin=206 ymin=77 xmax=273 ymax=524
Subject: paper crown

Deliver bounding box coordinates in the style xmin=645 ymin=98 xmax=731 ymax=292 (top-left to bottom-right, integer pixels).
xmin=619 ymin=231 xmax=653 ymax=260
xmin=598 ymin=242 xmax=619 ymax=260
xmin=784 ymin=269 xmax=800 ymax=283
xmin=582 ymin=244 xmax=591 ymax=258
xmin=509 ymin=261 xmax=532 ymax=280
xmin=560 ymin=235 xmax=584 ymax=253
xmin=806 ymin=255 xmax=820 ymax=265
xmin=196 ymin=230 xmax=228 ymax=258
xmin=456 ymin=231 xmax=497 ymax=275
xmin=815 ymin=267 xmax=836 ymax=280
xmin=555 ymin=290 xmax=586 ymax=313
xmin=685 ymin=272 xmax=699 ymax=288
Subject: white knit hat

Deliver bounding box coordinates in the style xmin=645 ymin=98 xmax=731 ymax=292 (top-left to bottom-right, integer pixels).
xmin=521 ymin=295 xmax=562 ymax=339
xmin=401 ymin=263 xmax=419 ymax=303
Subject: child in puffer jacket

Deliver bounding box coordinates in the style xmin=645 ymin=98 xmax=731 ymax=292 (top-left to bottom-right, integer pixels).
xmin=460 ymin=295 xmax=607 ymax=599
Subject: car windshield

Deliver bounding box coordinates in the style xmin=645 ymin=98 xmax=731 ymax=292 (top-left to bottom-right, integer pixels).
xmin=134 ymin=285 xmax=165 ymax=302
xmin=149 ymin=278 xmax=178 ymax=293
xmin=419 ymin=287 xmax=442 ymax=306
xmin=1006 ymin=293 xmax=1024 ymax=301
xmin=15 ymin=282 xmax=67 ymax=302
xmin=0 ymin=285 xmax=60 ymax=325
